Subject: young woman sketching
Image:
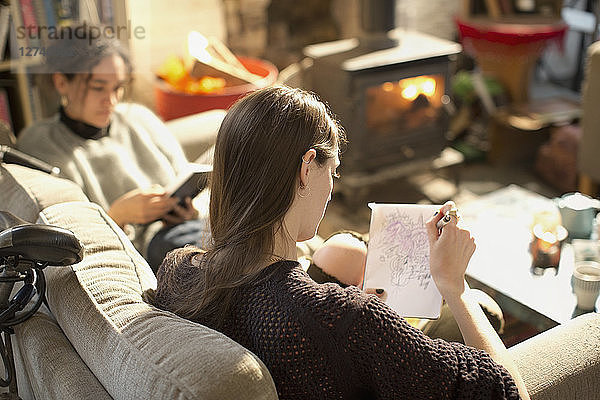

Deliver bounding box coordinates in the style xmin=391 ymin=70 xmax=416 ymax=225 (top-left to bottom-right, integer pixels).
xmin=151 ymin=86 xmax=529 ymax=399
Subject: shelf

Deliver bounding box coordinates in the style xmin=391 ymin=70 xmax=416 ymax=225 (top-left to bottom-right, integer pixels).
xmin=1 ymin=0 xmax=128 ymax=133
xmin=0 ymin=57 xmax=44 ymax=72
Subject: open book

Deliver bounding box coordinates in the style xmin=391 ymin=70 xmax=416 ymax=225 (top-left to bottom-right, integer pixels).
xmin=363 ymin=203 xmax=442 ymax=319
xmin=165 ymin=163 xmax=212 ymax=205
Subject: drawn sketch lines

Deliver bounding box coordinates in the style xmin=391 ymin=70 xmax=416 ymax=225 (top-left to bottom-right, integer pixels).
xmin=374 ymin=209 xmax=431 ymax=290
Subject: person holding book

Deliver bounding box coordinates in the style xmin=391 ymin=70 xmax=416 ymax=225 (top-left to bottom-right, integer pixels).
xmin=16 ymin=25 xmax=213 ymax=271
xmin=150 ymin=85 xmax=530 ymax=399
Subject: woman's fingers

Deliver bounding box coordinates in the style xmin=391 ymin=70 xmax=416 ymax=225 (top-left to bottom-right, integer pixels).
xmin=160 ymin=198 xmax=199 ymax=226
xmin=183 ymin=197 xmax=199 ymax=219
xmin=162 ymin=212 xmax=184 ymax=225
xmin=148 ymin=196 xmax=177 ymax=214
xmin=426 ymin=201 xmax=478 ymax=298
xmin=426 ymin=201 xmax=455 ymax=244
xmin=166 ymin=199 xmax=198 ymax=220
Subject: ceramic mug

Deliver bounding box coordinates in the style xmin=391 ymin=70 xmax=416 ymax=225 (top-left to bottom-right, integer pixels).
xmin=572 ymin=261 xmax=600 ymax=310
xmin=555 ymin=193 xmax=600 ymax=239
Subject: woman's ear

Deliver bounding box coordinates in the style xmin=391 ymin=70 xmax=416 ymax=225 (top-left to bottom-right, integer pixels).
xmin=299 ymin=149 xmax=317 ymax=188
xmin=52 ymin=73 xmax=69 ymax=95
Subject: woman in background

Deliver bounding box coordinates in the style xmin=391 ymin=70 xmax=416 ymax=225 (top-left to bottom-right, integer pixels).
xmin=16 ymin=25 xmax=212 ymax=270
xmin=152 ymin=85 xmax=529 ymax=399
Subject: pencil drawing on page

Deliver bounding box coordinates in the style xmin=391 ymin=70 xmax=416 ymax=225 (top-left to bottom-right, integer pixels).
xmin=364 ymin=203 xmax=442 ymax=318
xmin=377 ymin=210 xmax=431 ymax=290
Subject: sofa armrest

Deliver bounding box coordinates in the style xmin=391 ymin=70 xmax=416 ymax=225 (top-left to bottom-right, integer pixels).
xmin=14 ymin=308 xmax=112 ymax=400
xmin=39 ymin=201 xmax=278 ymax=400
xmin=508 ymin=312 xmax=600 ymax=400
xmin=0 ymin=164 xmax=88 ymax=223
xmin=165 ymin=109 xmax=226 ymax=162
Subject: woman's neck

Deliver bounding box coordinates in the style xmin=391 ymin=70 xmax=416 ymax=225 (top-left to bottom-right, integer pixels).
xmin=272 ymin=235 xmax=297 ymax=261
xmin=271 ymin=220 xmax=298 ymax=262
xmin=59 ymin=106 xmax=110 ymax=140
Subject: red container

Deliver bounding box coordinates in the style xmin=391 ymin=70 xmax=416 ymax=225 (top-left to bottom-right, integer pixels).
xmin=154 ymin=56 xmax=278 ymax=121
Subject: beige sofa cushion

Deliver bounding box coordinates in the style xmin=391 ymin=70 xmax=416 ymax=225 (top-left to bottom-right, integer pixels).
xmin=165 ymin=109 xmax=225 ymax=162
xmin=40 ymin=201 xmax=277 ymax=400
xmin=509 ymin=312 xmax=600 ymax=400
xmin=0 ymin=164 xmax=87 ymax=222
xmin=14 ymin=309 xmax=112 ymax=399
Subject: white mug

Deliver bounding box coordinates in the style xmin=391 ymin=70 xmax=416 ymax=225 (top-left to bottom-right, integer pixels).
xmin=572 ymin=261 xmax=600 ymax=310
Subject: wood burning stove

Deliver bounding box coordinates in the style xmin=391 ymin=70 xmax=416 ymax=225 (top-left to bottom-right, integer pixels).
xmin=303 ymin=0 xmax=461 ymax=176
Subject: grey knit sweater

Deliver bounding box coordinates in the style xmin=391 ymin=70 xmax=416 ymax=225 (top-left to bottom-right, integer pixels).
xmin=16 ymin=103 xmax=188 ymax=251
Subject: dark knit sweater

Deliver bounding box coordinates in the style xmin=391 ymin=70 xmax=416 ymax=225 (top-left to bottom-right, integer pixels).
xmin=157 ymin=258 xmax=520 ymax=400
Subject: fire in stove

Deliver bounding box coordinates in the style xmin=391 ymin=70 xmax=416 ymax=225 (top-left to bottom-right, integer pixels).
xmin=302 ymin=0 xmax=461 ymax=175
xmin=366 ymin=75 xmax=445 ymax=136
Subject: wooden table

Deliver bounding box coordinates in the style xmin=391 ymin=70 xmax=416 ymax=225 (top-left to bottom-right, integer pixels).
xmin=460 ymin=185 xmax=595 ymax=332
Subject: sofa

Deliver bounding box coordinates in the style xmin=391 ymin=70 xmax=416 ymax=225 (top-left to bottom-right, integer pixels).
xmin=0 ymin=163 xmax=279 ymax=400
xmin=0 ymin=163 xmax=599 ymax=400
xmin=0 ymin=107 xmax=279 ymax=399
xmin=0 ymin=122 xmax=599 ymax=398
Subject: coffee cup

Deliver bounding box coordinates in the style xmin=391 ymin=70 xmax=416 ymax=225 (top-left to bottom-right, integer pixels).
xmin=555 ymin=193 xmax=600 ymax=239
xmin=572 ymin=261 xmax=600 ymax=310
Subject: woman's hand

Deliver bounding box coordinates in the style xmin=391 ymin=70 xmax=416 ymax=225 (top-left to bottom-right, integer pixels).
xmin=162 ymin=197 xmax=199 ymax=226
xmin=426 ymin=202 xmax=530 ymax=399
xmin=108 ymin=185 xmax=179 ymax=227
xmin=425 ymin=201 xmax=476 ymax=300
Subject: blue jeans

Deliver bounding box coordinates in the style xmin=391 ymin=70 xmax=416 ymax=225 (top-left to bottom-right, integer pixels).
xmin=146 ymin=218 xmax=211 ymax=273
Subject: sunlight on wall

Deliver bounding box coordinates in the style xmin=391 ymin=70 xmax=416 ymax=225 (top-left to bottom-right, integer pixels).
xmin=398 ymin=0 xmax=460 ymax=41
xmin=126 ymin=0 xmax=226 ymax=109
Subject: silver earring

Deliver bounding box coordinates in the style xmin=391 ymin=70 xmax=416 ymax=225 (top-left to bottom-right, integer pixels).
xmin=302 ymin=157 xmax=311 ymax=165
xmin=298 ymin=184 xmax=310 ymax=198
xmin=60 ymin=95 xmax=69 ymax=107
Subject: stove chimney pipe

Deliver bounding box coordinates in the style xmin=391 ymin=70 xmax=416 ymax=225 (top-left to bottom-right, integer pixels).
xmin=359 ymin=0 xmax=399 ymax=49
xmin=361 ymin=0 xmax=396 ymax=34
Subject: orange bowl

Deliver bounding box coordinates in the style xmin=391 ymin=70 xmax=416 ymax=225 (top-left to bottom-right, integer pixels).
xmin=154 ymin=56 xmax=278 ymax=121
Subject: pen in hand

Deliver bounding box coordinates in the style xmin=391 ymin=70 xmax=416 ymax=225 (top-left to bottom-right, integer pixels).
xmin=436 ymin=208 xmax=459 ymax=232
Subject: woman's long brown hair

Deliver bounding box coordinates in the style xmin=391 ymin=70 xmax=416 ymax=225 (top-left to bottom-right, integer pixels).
xmin=154 ymin=86 xmax=345 ymax=328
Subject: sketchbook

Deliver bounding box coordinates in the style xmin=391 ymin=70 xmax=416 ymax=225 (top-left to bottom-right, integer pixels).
xmin=363 ymin=203 xmax=442 ymax=319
